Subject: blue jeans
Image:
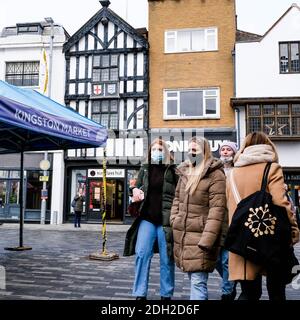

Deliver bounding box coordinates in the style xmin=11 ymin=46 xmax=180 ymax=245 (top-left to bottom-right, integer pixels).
xmin=133 ymin=219 xmax=175 ymax=298
xmin=216 ymin=248 xmax=235 ymax=295
xmin=188 ymin=272 xmax=209 ymax=300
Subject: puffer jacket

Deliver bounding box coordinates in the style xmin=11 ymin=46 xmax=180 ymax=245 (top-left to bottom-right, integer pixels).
xmin=73 ymin=195 xmax=84 ymax=212
xmin=170 ymin=157 xmax=226 ymax=273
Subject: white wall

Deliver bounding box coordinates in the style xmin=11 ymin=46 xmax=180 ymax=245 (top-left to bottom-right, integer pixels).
xmin=236 ymin=6 xmax=300 ymax=98
xmin=274 ymin=141 xmax=300 ymax=168
xmin=50 ymin=151 xmax=65 ymax=225
xmin=0 ymin=26 xmax=68 ymax=224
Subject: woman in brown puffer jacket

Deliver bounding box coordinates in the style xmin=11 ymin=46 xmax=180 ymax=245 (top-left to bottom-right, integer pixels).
xmin=170 ymin=136 xmax=227 ymax=300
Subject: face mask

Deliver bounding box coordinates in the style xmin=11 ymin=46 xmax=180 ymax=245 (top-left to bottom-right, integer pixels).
xmin=151 ymin=150 xmax=165 ymax=163
xmin=220 ymin=156 xmax=233 ymax=164
xmin=187 ymin=153 xmax=203 ymax=166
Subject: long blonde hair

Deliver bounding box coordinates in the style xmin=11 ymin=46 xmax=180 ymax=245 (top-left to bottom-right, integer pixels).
xmin=185 ymin=136 xmax=212 ymax=195
xmin=234 ymin=131 xmax=279 ymax=163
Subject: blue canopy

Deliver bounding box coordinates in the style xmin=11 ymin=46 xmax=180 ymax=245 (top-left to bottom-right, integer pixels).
xmin=0 ymin=80 xmax=107 ymax=153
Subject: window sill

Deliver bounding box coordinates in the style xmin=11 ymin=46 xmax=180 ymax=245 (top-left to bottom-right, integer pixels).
xmin=266 ymin=136 xmax=300 ymax=141
xmin=163 ymin=116 xmax=220 ymax=120
xmin=164 ymin=49 xmax=218 ymax=54
xmin=279 ymin=72 xmax=300 ymax=75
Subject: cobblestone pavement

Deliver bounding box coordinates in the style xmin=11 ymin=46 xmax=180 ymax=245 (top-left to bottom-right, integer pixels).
xmin=0 ymin=224 xmax=299 ymax=300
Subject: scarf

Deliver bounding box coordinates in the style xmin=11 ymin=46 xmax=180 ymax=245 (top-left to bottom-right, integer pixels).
xmin=234 ymin=144 xmax=276 ymax=167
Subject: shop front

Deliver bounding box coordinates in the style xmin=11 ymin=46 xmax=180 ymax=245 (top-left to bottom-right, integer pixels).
xmin=284 ymin=170 xmax=300 ymax=210
xmin=65 ymin=128 xmax=236 ymax=224
xmin=0 ymin=153 xmax=53 ymax=222
xmin=65 ymin=164 xmax=140 ymax=223
xmin=0 ymin=168 xmax=52 ymax=222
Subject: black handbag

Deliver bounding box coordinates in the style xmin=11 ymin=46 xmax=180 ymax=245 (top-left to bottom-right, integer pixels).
xmin=224 ymin=163 xmax=292 ymax=268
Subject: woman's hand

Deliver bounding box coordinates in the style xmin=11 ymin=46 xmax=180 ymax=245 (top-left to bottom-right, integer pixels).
xmin=132 ymin=188 xmax=144 ymax=202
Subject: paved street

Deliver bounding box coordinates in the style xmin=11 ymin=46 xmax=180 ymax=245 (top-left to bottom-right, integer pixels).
xmin=0 ymin=223 xmax=299 ymax=300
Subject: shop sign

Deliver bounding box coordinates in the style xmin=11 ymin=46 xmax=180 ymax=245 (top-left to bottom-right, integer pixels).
xmin=39 ymin=176 xmax=49 ymax=182
xmin=88 ymin=169 xmax=125 ymax=178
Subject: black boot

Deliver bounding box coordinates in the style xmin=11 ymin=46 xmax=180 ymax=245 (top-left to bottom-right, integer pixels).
xmin=221 ymin=282 xmax=237 ymax=301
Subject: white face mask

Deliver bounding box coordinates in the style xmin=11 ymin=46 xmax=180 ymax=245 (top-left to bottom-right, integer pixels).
xmin=220 ymin=156 xmax=233 ymax=164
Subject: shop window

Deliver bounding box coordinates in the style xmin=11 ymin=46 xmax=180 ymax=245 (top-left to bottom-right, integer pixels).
xmin=26 ymin=170 xmax=52 ymax=210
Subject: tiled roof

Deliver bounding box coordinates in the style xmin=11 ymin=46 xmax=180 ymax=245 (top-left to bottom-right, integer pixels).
xmin=236 ymin=29 xmax=262 ymax=42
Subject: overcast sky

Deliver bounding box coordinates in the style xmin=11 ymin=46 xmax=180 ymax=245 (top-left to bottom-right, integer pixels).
xmin=0 ymin=0 xmax=297 ymax=36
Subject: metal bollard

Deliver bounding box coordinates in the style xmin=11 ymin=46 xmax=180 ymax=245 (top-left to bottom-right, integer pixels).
xmin=52 ymin=211 xmax=58 ymax=225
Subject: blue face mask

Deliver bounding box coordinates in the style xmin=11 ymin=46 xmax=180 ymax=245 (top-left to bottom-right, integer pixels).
xmin=151 ymin=150 xmax=165 ymax=162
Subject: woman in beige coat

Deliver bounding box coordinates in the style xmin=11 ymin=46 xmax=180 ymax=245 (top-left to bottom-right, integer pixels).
xmin=170 ymin=136 xmax=226 ymax=300
xmin=227 ymin=131 xmax=299 ymax=300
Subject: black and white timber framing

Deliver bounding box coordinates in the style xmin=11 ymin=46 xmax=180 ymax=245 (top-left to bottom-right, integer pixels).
xmin=63 ymin=0 xmax=149 ymax=162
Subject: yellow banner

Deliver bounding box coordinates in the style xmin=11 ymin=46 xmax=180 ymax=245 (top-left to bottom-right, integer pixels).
xmin=42 ymin=48 xmax=49 ymax=94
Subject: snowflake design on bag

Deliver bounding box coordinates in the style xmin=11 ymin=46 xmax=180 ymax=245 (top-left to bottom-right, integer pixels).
xmin=244 ymin=204 xmax=277 ymax=237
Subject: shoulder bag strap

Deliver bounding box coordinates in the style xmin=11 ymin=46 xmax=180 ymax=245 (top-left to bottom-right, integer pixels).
xmin=260 ymin=162 xmax=272 ymax=192
xmin=229 ymin=169 xmax=241 ymax=204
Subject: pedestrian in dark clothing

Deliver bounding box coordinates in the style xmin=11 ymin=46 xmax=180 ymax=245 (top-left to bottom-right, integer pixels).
xmin=217 ymin=141 xmax=238 ymax=300
xmin=124 ymin=138 xmax=178 ymax=300
xmin=73 ymin=189 xmax=85 ymax=228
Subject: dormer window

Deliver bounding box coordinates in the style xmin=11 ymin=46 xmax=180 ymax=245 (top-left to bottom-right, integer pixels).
xmin=17 ymin=23 xmax=42 ymax=35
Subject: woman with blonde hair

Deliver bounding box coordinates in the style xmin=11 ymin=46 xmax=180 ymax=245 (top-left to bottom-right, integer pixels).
xmin=226 ymin=131 xmax=299 ymax=300
xmin=124 ymin=138 xmax=178 ymax=300
xmin=170 ymin=136 xmax=226 ymax=300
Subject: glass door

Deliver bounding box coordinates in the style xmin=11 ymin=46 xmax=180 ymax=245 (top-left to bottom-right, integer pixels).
xmin=87 ymin=179 xmax=124 ymax=221
xmin=0 ymin=180 xmax=20 ymax=219
xmin=88 ymin=180 xmax=102 ymax=220
xmin=0 ymin=181 xmax=7 ymax=219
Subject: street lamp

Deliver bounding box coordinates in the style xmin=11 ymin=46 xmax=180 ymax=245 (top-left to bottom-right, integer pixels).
xmin=40 ymin=17 xmax=54 ymax=224
xmin=44 ymin=17 xmax=54 ymax=98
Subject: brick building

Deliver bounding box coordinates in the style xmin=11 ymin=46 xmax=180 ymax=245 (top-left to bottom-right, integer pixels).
xmin=148 ymin=0 xmax=237 ymax=158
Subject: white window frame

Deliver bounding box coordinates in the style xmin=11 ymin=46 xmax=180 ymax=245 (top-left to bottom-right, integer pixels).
xmin=163 ymin=88 xmax=220 ymax=120
xmin=164 ymin=27 xmax=218 ymax=53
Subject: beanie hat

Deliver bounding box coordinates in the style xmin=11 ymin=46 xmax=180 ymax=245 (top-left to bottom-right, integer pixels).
xmin=219 ymin=141 xmax=238 ymax=155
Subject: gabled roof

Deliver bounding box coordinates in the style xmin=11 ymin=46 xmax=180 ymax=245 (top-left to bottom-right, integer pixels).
xmin=63 ymin=5 xmax=148 ymax=52
xmin=261 ymin=3 xmax=300 ymax=40
xmin=237 ymin=3 xmax=300 ymax=43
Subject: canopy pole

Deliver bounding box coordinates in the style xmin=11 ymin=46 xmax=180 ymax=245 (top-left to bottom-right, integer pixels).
xmin=19 ymin=150 xmax=24 ymax=247
xmin=89 ymin=147 xmax=118 ymax=261
xmin=5 ymin=151 xmax=32 ymax=251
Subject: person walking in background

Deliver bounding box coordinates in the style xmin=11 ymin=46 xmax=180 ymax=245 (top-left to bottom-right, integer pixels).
xmin=226 ymin=131 xmax=299 ymax=300
xmin=170 ymin=136 xmax=226 ymax=300
xmin=284 ymin=184 xmax=300 ymax=230
xmin=72 ymin=189 xmax=85 ymax=228
xmin=217 ymin=141 xmax=238 ymax=300
xmin=124 ymin=138 xmax=178 ymax=300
